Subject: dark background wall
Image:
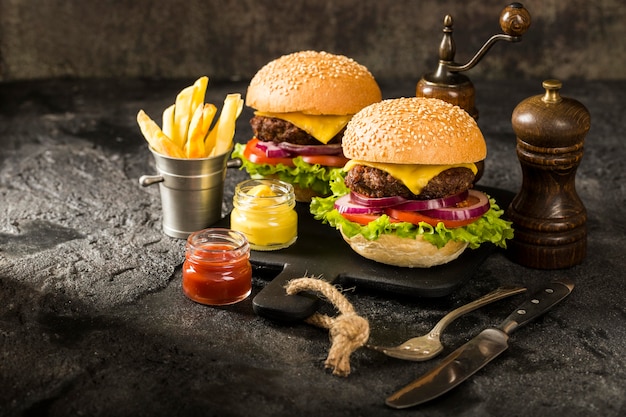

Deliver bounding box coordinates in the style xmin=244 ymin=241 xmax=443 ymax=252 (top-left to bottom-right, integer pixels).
xmin=0 ymin=0 xmax=624 ymax=82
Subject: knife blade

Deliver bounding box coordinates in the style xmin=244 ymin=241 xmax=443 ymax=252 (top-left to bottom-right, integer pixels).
xmin=385 ymin=279 xmax=574 ymax=409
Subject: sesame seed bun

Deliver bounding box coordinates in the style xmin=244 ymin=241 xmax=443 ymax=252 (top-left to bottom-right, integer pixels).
xmin=246 ymin=51 xmax=382 ymax=115
xmin=340 ymin=228 xmax=469 ymax=268
xmin=342 ymin=97 xmax=486 ymax=165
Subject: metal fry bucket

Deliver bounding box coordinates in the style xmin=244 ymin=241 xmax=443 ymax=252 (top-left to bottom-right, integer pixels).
xmin=139 ymin=148 xmax=231 ymax=239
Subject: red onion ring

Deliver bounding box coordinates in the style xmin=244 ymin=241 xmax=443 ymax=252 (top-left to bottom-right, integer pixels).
xmin=393 ymin=190 xmax=469 ymax=211
xmin=349 ymin=191 xmax=406 ymax=208
xmin=277 ymin=142 xmax=343 ymax=155
xmin=420 ymin=190 xmax=490 ymax=220
xmin=255 ymin=140 xmax=291 ymax=158
xmin=349 ymin=190 xmax=469 ymax=211
xmin=255 ymin=140 xmax=343 ymax=158
xmin=334 ymin=194 xmax=383 ymax=214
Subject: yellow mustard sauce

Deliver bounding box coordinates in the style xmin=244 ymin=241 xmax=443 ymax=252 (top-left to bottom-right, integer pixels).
xmin=230 ymin=179 xmax=297 ymax=251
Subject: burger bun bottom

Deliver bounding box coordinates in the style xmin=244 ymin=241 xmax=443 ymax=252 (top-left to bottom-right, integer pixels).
xmin=340 ymin=229 xmax=468 ymax=268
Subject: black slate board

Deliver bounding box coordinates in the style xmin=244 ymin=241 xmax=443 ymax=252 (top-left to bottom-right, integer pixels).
xmin=213 ymin=186 xmax=514 ymax=322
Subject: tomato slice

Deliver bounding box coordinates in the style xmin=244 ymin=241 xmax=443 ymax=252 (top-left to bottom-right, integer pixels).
xmin=340 ymin=212 xmax=384 ymax=225
xmin=243 ymin=138 xmax=348 ymax=168
xmin=243 ymin=138 xmax=295 ymax=167
xmin=339 ymin=212 xmax=404 ymax=225
xmin=384 ymin=208 xmax=480 ymax=228
xmin=301 ymin=154 xmax=349 ymax=168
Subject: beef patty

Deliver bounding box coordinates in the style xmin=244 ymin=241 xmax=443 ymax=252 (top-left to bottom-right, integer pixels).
xmin=250 ymin=115 xmax=343 ymax=145
xmin=345 ymin=164 xmax=476 ymax=200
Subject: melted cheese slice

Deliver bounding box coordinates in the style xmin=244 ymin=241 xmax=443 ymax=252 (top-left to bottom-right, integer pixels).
xmin=344 ymin=160 xmax=478 ymax=195
xmin=255 ymin=111 xmax=352 ymax=144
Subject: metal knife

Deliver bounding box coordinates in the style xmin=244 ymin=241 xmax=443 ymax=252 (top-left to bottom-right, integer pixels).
xmin=385 ymin=279 xmax=574 ymax=409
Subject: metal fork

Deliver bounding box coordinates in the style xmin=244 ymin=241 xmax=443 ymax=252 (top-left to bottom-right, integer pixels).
xmin=367 ymin=286 xmax=527 ymax=361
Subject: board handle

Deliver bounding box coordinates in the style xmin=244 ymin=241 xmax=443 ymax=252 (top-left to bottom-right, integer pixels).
xmin=252 ymin=262 xmax=320 ymax=322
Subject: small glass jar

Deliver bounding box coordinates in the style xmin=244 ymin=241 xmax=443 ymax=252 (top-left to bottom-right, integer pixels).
xmin=182 ymin=228 xmax=252 ymax=305
xmin=230 ymin=179 xmax=298 ymax=251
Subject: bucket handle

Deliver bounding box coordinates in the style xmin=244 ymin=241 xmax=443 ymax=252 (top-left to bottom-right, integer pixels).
xmin=138 ymin=159 xmax=240 ymax=187
xmin=139 ymin=174 xmax=164 ymax=187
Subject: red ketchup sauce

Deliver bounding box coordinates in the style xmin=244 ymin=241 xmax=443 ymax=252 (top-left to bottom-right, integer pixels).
xmin=182 ymin=228 xmax=252 ymax=306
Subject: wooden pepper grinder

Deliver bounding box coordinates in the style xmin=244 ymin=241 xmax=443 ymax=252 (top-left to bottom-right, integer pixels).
xmin=506 ymin=79 xmax=591 ymax=269
xmin=416 ymin=2 xmax=531 ymax=181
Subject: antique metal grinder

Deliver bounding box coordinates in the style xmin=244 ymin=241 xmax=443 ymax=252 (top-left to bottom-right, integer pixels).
xmin=416 ymin=2 xmax=531 ymax=120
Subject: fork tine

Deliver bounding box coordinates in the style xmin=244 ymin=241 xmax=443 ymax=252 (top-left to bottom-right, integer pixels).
xmin=366 ymin=344 xmax=392 ymax=353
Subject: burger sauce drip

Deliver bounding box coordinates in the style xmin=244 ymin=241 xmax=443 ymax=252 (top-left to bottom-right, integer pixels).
xmin=182 ymin=229 xmax=252 ymax=305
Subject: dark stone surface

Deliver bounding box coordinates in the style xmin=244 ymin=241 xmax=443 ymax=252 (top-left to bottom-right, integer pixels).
xmin=1 ymin=1 xmax=625 ymax=82
xmin=1 ymin=78 xmax=625 ymax=417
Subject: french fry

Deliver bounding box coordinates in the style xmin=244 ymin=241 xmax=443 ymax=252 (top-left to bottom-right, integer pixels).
xmin=172 ymin=76 xmax=209 ymax=151
xmin=190 ymin=76 xmax=209 ymax=120
xmin=136 ymin=76 xmax=241 ymax=159
xmin=185 ymin=103 xmax=218 ymax=158
xmin=161 ymin=104 xmax=175 ymax=139
xmin=172 ymin=86 xmax=195 ymax=149
xmin=201 ymin=103 xmax=217 ymax=138
xmin=185 ymin=105 xmax=207 ymax=158
xmin=205 ymin=93 xmax=244 ymax=157
xmin=137 ymin=110 xmax=185 ymax=158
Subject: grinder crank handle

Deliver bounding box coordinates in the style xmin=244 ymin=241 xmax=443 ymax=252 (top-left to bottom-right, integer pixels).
xmin=446 ymin=3 xmax=531 ymax=73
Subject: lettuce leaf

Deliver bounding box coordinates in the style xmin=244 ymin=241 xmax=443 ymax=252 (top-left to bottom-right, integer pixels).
xmin=232 ymin=143 xmax=342 ymax=196
xmin=310 ymin=173 xmax=514 ymax=249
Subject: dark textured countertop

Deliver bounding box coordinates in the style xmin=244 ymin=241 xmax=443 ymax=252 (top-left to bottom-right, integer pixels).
xmin=1 ymin=78 xmax=624 ymax=417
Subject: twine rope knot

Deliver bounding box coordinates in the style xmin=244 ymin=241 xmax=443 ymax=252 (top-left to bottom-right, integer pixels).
xmin=285 ymin=277 xmax=370 ymax=377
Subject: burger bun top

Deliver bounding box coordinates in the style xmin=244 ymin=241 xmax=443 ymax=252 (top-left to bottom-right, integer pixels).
xmin=246 ymin=50 xmax=382 ymax=116
xmin=342 ymin=97 xmax=486 ymax=165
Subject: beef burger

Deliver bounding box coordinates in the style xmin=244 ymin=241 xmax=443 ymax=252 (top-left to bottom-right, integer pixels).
xmin=233 ymin=50 xmax=382 ymax=202
xmin=311 ymin=97 xmax=513 ymax=267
